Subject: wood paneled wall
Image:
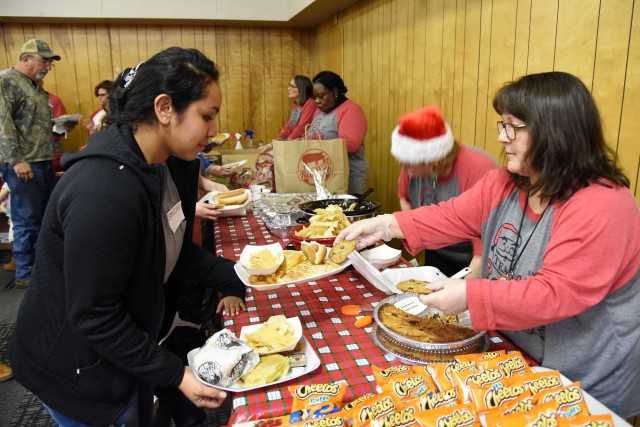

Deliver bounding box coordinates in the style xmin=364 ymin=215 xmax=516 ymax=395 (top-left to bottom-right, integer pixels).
xmin=0 ymin=23 xmax=312 ymax=152
xmin=1 ymin=0 xmax=638 ymax=211
xmin=313 ymin=0 xmax=640 ymax=211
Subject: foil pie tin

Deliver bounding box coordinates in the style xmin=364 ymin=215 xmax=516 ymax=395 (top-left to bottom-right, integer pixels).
xmin=372 ymin=293 xmax=488 ymax=363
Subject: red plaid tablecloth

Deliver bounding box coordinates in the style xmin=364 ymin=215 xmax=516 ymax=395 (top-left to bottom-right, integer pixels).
xmin=216 ymin=213 xmax=534 ymax=425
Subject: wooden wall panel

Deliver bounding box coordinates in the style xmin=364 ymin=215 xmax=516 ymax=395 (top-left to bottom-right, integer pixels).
xmin=1 ymin=0 xmax=637 ymax=205
xmin=1 ymin=23 xmax=313 ymax=152
xmin=313 ymin=0 xmax=640 ymax=212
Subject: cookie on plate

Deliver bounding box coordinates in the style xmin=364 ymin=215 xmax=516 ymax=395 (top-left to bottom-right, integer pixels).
xmin=329 ymin=240 xmax=356 ymax=263
xmin=396 ymin=279 xmax=433 ymax=294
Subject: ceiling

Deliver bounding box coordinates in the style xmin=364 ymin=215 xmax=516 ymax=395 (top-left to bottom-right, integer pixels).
xmin=0 ymin=0 xmax=361 ymax=27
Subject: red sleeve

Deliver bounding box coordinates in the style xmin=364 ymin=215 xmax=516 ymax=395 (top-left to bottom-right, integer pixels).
xmin=467 ymin=184 xmax=640 ymax=331
xmin=337 ymin=100 xmax=368 ymax=154
xmin=49 ymin=94 xmax=66 ymax=118
xmin=397 ymin=167 xmax=411 ymax=201
xmin=276 ymin=104 xmax=296 ymax=140
xmin=289 ymin=99 xmax=317 ymax=139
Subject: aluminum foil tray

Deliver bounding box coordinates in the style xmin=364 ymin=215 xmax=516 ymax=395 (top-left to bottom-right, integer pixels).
xmin=372 ymin=324 xmax=489 ymax=365
xmin=255 ymin=193 xmax=316 ymax=239
xmin=373 ymin=293 xmax=487 ymax=353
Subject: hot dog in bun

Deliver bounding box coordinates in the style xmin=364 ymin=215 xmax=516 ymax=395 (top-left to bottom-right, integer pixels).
xmin=300 ymin=241 xmax=327 ymax=265
xmin=213 ymin=189 xmax=248 ymax=206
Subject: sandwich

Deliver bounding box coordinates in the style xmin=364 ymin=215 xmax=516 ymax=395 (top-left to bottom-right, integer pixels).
xmin=213 ymin=188 xmax=248 ymax=206
xmin=300 ymin=241 xmax=327 ymax=265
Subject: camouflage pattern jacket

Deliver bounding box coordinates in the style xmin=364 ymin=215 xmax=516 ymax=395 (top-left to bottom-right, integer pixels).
xmin=0 ymin=68 xmax=55 ymax=165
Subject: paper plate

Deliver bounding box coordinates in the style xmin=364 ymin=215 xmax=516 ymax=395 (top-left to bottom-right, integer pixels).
xmin=221 ymin=159 xmax=248 ymax=171
xmin=239 ymin=243 xmax=285 ymax=276
xmin=239 ymin=316 xmax=303 ymax=354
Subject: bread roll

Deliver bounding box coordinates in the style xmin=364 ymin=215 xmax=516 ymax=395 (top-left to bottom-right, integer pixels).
xmin=300 ymin=242 xmax=327 ymax=265
xmin=213 ymin=189 xmax=248 ymax=206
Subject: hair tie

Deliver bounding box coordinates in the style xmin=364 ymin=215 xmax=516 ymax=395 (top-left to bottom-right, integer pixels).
xmin=123 ymin=61 xmax=145 ymax=89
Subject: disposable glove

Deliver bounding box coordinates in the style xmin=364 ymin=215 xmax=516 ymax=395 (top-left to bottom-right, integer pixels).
xmin=336 ymin=214 xmax=394 ymax=250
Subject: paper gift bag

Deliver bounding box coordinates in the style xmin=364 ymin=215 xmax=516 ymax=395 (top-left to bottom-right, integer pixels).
xmin=272 ymin=139 xmax=349 ymax=194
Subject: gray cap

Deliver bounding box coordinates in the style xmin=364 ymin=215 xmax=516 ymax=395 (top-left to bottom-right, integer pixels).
xmin=19 ymin=39 xmax=61 ymax=61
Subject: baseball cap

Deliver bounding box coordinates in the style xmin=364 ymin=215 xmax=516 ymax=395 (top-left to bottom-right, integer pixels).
xmin=19 ymin=39 xmax=61 ymax=61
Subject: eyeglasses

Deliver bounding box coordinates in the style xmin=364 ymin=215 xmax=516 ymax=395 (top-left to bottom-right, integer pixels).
xmin=97 ymin=93 xmax=109 ymax=98
xmin=287 ymin=84 xmax=298 ymax=90
xmin=497 ymin=121 xmax=527 ymax=141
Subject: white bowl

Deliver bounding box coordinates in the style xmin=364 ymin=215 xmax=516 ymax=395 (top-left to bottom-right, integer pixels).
xmin=239 ymin=316 xmax=303 ymax=354
xmin=360 ymin=244 xmax=402 ymax=269
xmin=239 ymin=243 xmax=284 ymax=276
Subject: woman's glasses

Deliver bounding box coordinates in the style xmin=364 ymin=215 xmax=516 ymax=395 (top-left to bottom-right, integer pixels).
xmin=288 ymin=84 xmax=298 ymax=90
xmin=497 ymin=121 xmax=527 ymax=141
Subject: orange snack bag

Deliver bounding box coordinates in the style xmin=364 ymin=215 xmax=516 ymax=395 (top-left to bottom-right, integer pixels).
xmin=485 ymin=399 xmax=559 ymax=427
xmin=478 ymin=393 xmax=536 ymax=426
xmin=348 ymin=390 xmax=401 ymax=427
xmin=339 ymin=393 xmax=376 ymax=414
xmin=558 ymin=414 xmax=614 ymax=427
xmin=536 ymin=381 xmax=589 ymax=418
xmin=371 ymin=364 xmax=414 ymax=388
xmin=468 ymin=382 xmax=530 ymax=412
xmin=414 ymin=402 xmax=482 ymax=427
xmin=414 ymin=386 xmax=463 ymax=410
xmin=426 ymin=360 xmax=477 ymax=393
xmin=288 ymin=416 xmax=351 ymax=427
xmin=475 ymin=351 xmax=531 ymax=378
xmin=466 ymin=367 xmax=507 ymax=389
xmin=288 ymin=382 xmax=348 ymax=424
xmin=379 ymin=373 xmax=439 ymax=402
xmin=455 ymin=350 xmax=506 ymax=364
xmin=503 ymin=369 xmax=563 ymax=396
xmin=369 ymin=406 xmax=422 ymax=427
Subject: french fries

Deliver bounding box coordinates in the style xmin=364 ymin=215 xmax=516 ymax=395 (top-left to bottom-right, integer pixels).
xmin=294 ymin=205 xmax=351 ymax=238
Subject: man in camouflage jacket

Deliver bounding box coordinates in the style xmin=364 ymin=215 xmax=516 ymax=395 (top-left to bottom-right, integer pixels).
xmin=0 ymin=39 xmax=61 ymax=288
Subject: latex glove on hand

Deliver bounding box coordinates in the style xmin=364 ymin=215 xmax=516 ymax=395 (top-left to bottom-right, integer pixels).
xmin=418 ymin=278 xmax=468 ymax=315
xmin=335 ymin=214 xmax=394 ymax=250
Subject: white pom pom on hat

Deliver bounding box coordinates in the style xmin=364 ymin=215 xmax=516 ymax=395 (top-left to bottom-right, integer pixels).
xmin=390 ymin=105 xmax=454 ymax=165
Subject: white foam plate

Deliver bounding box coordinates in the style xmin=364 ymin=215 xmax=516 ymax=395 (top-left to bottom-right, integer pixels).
xmin=199 ymin=190 xmax=250 ymax=216
xmin=531 ymin=367 xmax=630 ymax=426
xmin=380 ymin=266 xmax=448 ymax=294
xmin=235 ymin=254 xmax=352 ymax=291
xmin=187 ymin=335 xmax=320 ymax=392
xmin=51 ymin=113 xmax=82 ymax=124
xmin=348 ymin=251 xmax=395 ymax=294
xmin=221 ymin=159 xmax=248 ymax=171
xmin=360 ymin=244 xmax=402 ymax=269
xmin=239 ymin=316 xmax=302 ymax=354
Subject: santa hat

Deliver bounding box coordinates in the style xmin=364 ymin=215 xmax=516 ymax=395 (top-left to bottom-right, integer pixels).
xmin=390 ymin=105 xmax=454 ymax=164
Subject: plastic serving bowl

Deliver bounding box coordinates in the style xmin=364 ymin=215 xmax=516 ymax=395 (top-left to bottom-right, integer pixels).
xmin=289 ymin=224 xmax=336 ymax=250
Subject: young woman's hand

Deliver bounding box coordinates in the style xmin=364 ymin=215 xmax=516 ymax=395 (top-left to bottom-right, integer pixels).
xmin=179 ymin=367 xmax=227 ymax=409
xmin=418 ymin=278 xmax=469 ymax=315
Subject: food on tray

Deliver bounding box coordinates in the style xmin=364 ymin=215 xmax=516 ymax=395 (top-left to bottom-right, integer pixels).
xmin=294 ymin=204 xmax=351 ymax=238
xmin=240 ymin=354 xmax=290 ymax=386
xmin=301 ymin=241 xmax=327 ymax=265
xmin=244 ymin=315 xmax=299 ymax=352
xmin=213 ymin=188 xmax=248 ymax=206
xmin=329 ymin=240 xmax=356 ymax=263
xmin=283 ymin=250 xmax=305 ymax=270
xmin=378 ymin=304 xmax=476 ymax=343
xmin=396 ymin=279 xmax=434 ymax=294
xmin=192 ymin=329 xmax=259 ymax=387
xmin=248 ymin=249 xmax=280 ymax=270
xmin=248 ymin=250 xmax=342 ymax=285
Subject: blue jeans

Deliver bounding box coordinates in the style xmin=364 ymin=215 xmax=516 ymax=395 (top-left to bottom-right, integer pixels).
xmin=3 ymin=161 xmax=56 ymax=280
xmin=43 ymin=382 xmax=154 ymax=426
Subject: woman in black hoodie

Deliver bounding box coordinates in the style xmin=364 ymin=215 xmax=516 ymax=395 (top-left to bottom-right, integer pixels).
xmin=9 ymin=47 xmax=245 ymax=426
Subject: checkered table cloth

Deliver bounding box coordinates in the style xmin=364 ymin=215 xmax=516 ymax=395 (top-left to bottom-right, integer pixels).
xmin=215 ymin=213 xmax=535 ymax=425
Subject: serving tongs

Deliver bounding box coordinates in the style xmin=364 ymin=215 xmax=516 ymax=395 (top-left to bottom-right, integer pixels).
xmin=393 ymin=267 xmax=473 ymax=315
xmin=352 ymin=188 xmax=374 ymax=210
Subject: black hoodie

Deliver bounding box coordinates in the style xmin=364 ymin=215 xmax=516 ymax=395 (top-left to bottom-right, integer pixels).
xmin=9 ymin=125 xmax=245 ymax=426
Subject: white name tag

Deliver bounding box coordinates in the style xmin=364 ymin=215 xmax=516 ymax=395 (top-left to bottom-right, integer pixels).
xmin=167 ymin=201 xmax=185 ymax=233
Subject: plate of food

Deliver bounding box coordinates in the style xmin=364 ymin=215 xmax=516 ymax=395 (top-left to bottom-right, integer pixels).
xmin=380 ymin=266 xmax=448 ymax=294
xmin=239 ymin=315 xmax=302 ymax=355
xmin=221 ymin=159 xmax=248 ymax=172
xmin=51 ymin=113 xmax=82 ymax=124
xmin=199 ymin=189 xmax=250 ymax=215
xmin=234 ymin=248 xmax=352 ymax=291
xmin=239 ymin=243 xmax=285 ymax=276
xmin=188 ymin=332 xmax=320 ymax=392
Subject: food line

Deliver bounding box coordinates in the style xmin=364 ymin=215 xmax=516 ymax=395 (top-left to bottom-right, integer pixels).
xmin=214 ymin=212 xmax=535 ymax=425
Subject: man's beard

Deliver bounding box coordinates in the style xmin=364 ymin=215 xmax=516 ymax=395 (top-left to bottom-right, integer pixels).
xmin=35 ymin=71 xmax=47 ymax=81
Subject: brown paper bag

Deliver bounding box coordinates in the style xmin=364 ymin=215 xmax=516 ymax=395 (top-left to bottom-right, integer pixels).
xmin=272 ymin=138 xmax=349 ymax=194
